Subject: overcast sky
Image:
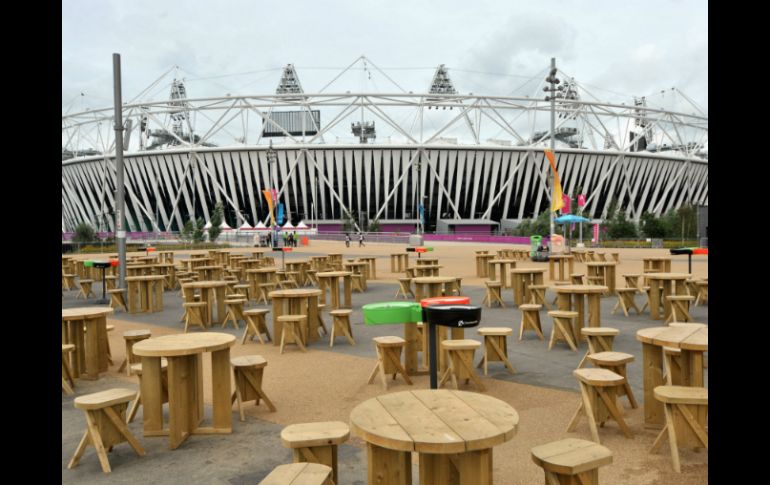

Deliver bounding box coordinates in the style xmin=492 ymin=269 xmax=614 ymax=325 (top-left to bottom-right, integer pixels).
xmin=63 ymin=0 xmax=707 ymax=117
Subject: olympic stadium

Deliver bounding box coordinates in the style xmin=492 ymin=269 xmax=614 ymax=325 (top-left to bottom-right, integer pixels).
xmin=61 ymin=57 xmax=708 ymax=234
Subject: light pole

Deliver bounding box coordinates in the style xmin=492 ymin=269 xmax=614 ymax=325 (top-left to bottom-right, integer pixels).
xmin=543 ymin=58 xmax=565 ymax=250
xmin=267 ymin=140 xmax=279 ymax=248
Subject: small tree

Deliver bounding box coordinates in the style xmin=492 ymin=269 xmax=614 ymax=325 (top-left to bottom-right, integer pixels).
xmin=640 ymin=211 xmax=666 ymax=238
xmin=192 ymin=218 xmax=206 ymax=244
xmin=208 ymin=202 xmax=224 ymax=242
xmin=367 ymin=218 xmax=381 ymax=233
xmin=180 ymin=220 xmax=194 ymax=243
xmin=72 ymin=222 xmax=96 ymax=243
xmin=607 ymin=211 xmax=638 ymax=239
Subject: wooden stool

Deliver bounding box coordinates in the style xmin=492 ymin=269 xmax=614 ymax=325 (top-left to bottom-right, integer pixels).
xmin=68 ymin=388 xmax=145 ymax=473
xmin=551 ymin=281 xmax=572 ymax=306
xmin=612 ymin=288 xmax=641 ymax=317
xmin=351 ymin=274 xmax=364 ymax=293
xmin=281 ymin=421 xmax=350 ymax=485
xmin=547 ymin=310 xmax=579 ymax=351
xmin=329 ymin=309 xmax=355 ymax=347
xmin=571 ymin=274 xmax=585 ymax=285
xmin=316 ymin=304 xmax=329 ymax=336
xmin=182 ymin=301 xmax=207 ymax=332
xmin=258 ymin=282 xmax=276 ymax=304
xmin=278 ymin=315 xmax=308 ymax=353
xmin=662 ymin=347 xmax=682 ymax=385
xmin=666 ymin=295 xmax=695 ymax=323
xmin=482 ymin=280 xmax=506 ymax=308
xmin=63 ymin=273 xmax=77 ymax=290
xmin=306 ymin=269 xmax=319 ymax=286
xmin=451 ymin=277 xmax=463 ymax=296
xmin=395 ymin=277 xmax=414 ymax=299
xmin=105 ymin=324 xmax=115 ymax=366
xmin=531 ymin=438 xmax=613 ymax=485
xmin=650 ymin=385 xmax=708 ymax=473
xmin=127 ymin=360 xmax=169 ymax=423
xmin=259 ymin=463 xmax=333 ymax=485
xmin=528 ymin=284 xmax=551 ymax=310
xmin=117 ymin=329 xmax=151 ymax=376
xmin=586 ymin=276 xmax=604 ymax=286
xmin=567 ymin=368 xmax=632 ymax=443
xmin=224 ymin=280 xmax=238 ymax=296
xmin=476 ymin=328 xmax=516 ymax=375
xmin=586 ymin=352 xmax=638 ymax=409
xmin=231 ymin=355 xmax=276 ymax=420
xmin=279 ymin=272 xmax=300 ymax=289
xmin=105 ymin=275 xmax=117 ymax=290
xmin=578 ymin=327 xmax=619 ymax=368
xmin=242 ymin=308 xmax=271 ymax=344
xmin=222 ymin=297 xmax=247 ymax=329
xmin=519 ymin=304 xmax=544 ymax=341
xmin=62 ymin=344 xmax=76 ymax=395
xmin=234 ymin=283 xmax=251 ymax=301
xmin=77 ymin=279 xmax=95 ymax=299
xmin=623 ymin=273 xmax=642 ymax=292
xmin=107 ymin=288 xmax=128 ymax=312
xmin=695 ymin=281 xmax=708 ymax=306
xmin=367 ymin=336 xmax=412 ymax=390
xmin=440 ymin=339 xmax=485 ymax=392
xmin=640 ymin=286 xmax=664 ymax=313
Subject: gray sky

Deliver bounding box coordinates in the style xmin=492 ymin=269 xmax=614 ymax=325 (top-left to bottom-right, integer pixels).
xmin=62 ymin=0 xmax=707 ymax=115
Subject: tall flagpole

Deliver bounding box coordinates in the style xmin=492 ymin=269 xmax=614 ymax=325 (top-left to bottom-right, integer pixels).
xmin=548 ymin=58 xmax=556 ymax=250
xmin=112 ymin=53 xmax=127 ymax=289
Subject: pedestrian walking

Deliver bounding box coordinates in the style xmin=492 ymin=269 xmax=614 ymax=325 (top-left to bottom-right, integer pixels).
xmin=345 ymin=234 xmax=350 ymax=247
xmin=359 ymin=232 xmax=365 ymax=247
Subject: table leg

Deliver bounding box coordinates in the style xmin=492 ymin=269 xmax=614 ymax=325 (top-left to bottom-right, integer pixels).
xmin=272 ymin=297 xmax=283 ymax=346
xmin=404 ymin=323 xmax=422 ymax=375
xmin=587 ymin=294 xmax=601 ymax=327
xmin=642 ymin=342 xmax=665 ymax=429
xmin=215 ymin=286 xmax=226 ymax=324
xmin=549 ymin=259 xmax=555 ymax=281
xmin=650 ymin=280 xmax=661 ymax=320
xmin=307 ymin=296 xmax=319 ymax=344
xmin=512 ymin=274 xmax=523 ymax=306
xmin=82 ymin=318 xmax=101 ymax=380
xmin=330 ymin=282 xmax=340 ymax=310
xmin=166 ymin=355 xmax=197 ymax=449
xmin=155 ymin=279 xmax=163 ymax=311
xmin=210 ymin=348 xmax=232 ymax=433
xmin=140 ymin=356 xmax=165 ymax=435
xmin=344 ymin=276 xmax=352 ymax=308
xmin=367 ymin=443 xmax=412 ymax=485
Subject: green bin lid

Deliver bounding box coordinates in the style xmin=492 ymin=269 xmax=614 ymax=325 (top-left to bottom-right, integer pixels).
xmin=84 ymin=260 xmax=94 ymax=267
xmin=362 ymin=302 xmax=422 ymax=325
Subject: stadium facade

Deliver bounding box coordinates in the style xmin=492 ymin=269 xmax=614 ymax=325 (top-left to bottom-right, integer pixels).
xmin=62 ymin=62 xmax=708 ymax=233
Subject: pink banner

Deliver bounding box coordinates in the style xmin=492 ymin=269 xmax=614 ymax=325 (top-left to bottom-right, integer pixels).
xmin=592 ymin=223 xmax=599 ymax=243
xmin=578 ymin=194 xmax=586 ymax=207
xmin=562 ymin=194 xmax=571 ymax=213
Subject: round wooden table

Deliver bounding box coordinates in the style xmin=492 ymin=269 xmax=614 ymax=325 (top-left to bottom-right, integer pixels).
xmin=317 ymin=271 xmax=352 ymax=309
xmin=636 ymin=323 xmax=708 ymax=429
xmin=343 ymin=261 xmax=370 ymax=290
xmin=181 ymin=280 xmax=229 ymax=325
xmin=645 ymin=273 xmax=691 ymax=320
xmin=415 ymin=265 xmax=443 ymax=277
xmin=510 ymin=268 xmax=547 ymax=306
xmin=643 ymin=256 xmax=672 ymax=275
xmin=286 ymin=260 xmax=311 ymax=286
xmin=548 ymin=254 xmax=574 ymax=281
xmin=358 ymin=256 xmax=378 ymax=279
xmin=133 ymin=332 xmax=236 ymax=450
xmin=125 ymin=275 xmax=166 ymax=313
xmin=390 ymin=253 xmax=409 ymax=273
xmin=350 ymin=390 xmax=519 ymax=484
xmin=585 ymin=261 xmax=618 ymax=294
xmin=487 ymin=259 xmax=517 ymax=288
xmin=413 ymin=276 xmax=457 ymax=301
xmin=269 ymin=288 xmax=322 ymax=347
xmin=62 ymin=307 xmax=113 ymax=380
xmin=552 ymin=285 xmax=609 ymax=339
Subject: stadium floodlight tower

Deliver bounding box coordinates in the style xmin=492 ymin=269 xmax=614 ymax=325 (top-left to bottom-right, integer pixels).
xmin=276 ymin=64 xmax=304 ymax=100
xmin=427 ymin=64 xmax=457 ymax=109
xmin=351 ymin=121 xmax=376 ymax=143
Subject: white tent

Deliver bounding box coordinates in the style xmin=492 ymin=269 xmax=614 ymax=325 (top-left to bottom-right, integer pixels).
xmin=282 ymin=221 xmax=295 ymax=230
xmin=219 ymin=221 xmax=232 ymax=231
xmin=254 ymin=221 xmax=269 ymax=230
xmin=238 ymin=221 xmax=255 ymax=230
xmin=203 ymin=221 xmax=212 ymax=229
xmin=296 ymin=221 xmax=309 ymax=229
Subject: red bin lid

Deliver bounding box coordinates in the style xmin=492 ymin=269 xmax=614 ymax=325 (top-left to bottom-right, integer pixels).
xmin=420 ymin=296 xmax=470 ymax=307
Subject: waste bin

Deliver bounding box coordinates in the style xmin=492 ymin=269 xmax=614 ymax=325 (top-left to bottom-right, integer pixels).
xmin=422 ymin=303 xmax=481 ymax=389
xmin=551 ymin=234 xmax=565 ymax=254
xmin=362 ymin=302 xmax=422 ymax=325
xmin=530 ymin=235 xmax=542 ymax=258
xmin=301 ymin=236 xmax=309 ymax=246
xmin=409 ymin=234 xmax=424 ymax=246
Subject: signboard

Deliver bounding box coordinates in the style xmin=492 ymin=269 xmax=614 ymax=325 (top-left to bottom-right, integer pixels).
xmin=577 ymin=194 xmax=586 ymax=207
xmin=263 ymin=110 xmax=320 ymax=137
xmin=592 ymin=223 xmax=599 ymax=243
xmin=562 ymin=194 xmax=571 ymax=214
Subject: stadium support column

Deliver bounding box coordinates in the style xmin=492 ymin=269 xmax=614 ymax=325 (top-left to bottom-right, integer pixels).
xmin=112 ymin=53 xmax=127 ymax=289
xmin=549 ymin=58 xmax=556 ymax=250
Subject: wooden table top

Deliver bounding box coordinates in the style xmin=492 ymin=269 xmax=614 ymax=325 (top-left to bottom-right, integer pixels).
xmin=636 ymin=324 xmax=708 ymax=351
xmin=489 ymin=259 xmax=516 ymax=264
xmin=510 ymin=268 xmax=547 ymax=274
xmin=62 ymin=307 xmax=114 ymax=320
xmin=413 ymin=276 xmax=457 ymax=284
xmin=317 ymin=271 xmax=352 ymax=278
xmin=246 ymin=267 xmax=279 ymax=273
xmin=133 ymin=332 xmax=236 ymax=357
xmin=183 ymin=280 xmax=229 ymax=288
xmin=645 ymin=272 xmax=691 ymax=280
xmin=196 ymin=265 xmax=225 ymax=270
xmin=286 ymin=260 xmax=310 ymax=265
xmin=125 ymin=275 xmax=166 ymax=282
xmin=585 ymin=261 xmax=618 ymax=267
xmin=343 ymin=261 xmax=368 ymax=267
xmin=269 ymin=288 xmax=323 ymax=298
xmin=552 ymin=284 xmax=609 ymax=294
xmin=350 ymin=390 xmax=518 ymax=454
xmin=644 ymin=257 xmax=672 ymax=261
xmin=548 ymin=254 xmax=575 ymax=260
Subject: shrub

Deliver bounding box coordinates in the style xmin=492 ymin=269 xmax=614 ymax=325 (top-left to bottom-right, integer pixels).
xmin=208 ymin=202 xmax=224 ymax=242
xmin=72 ymin=222 xmax=96 ymax=243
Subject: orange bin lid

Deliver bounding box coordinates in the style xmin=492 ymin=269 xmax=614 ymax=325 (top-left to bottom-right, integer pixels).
xmin=420 ymin=296 xmax=470 ymax=308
